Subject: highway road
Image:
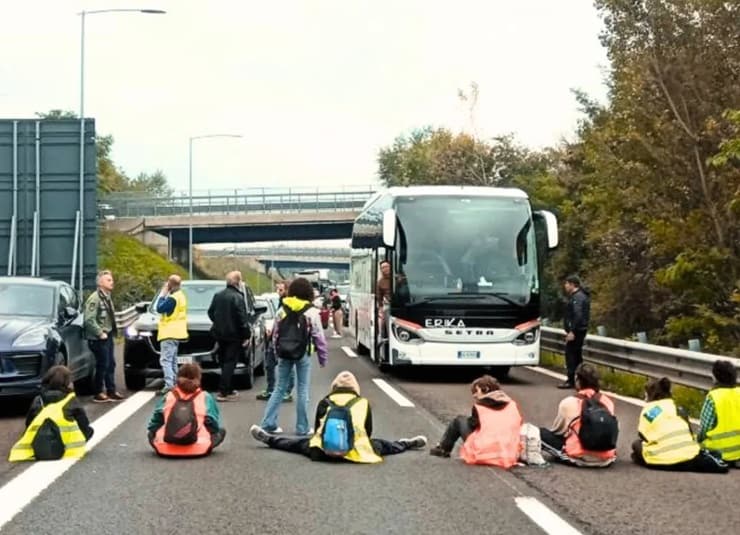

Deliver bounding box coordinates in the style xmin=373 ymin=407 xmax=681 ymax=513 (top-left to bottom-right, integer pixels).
xmin=0 ymin=337 xmax=737 ymax=535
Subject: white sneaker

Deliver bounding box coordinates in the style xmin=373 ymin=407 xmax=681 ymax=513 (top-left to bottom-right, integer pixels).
xmin=399 ymin=435 xmax=428 ymax=450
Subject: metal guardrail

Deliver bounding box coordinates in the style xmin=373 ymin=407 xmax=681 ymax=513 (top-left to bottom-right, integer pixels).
xmin=540 ymin=326 xmax=739 ymax=391
xmin=115 ymin=306 xmax=139 ymax=330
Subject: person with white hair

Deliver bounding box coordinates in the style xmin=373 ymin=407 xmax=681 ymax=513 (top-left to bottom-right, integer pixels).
xmin=250 ymin=371 xmax=427 ymax=463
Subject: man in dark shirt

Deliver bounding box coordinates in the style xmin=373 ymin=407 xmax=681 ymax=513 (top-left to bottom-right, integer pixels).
xmin=558 ymin=275 xmax=591 ymax=389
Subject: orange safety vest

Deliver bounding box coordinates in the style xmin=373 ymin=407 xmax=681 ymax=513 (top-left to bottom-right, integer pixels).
xmin=460 ymin=401 xmax=523 ymax=468
xmin=564 ymin=389 xmax=617 ymax=461
xmin=152 ymin=388 xmax=212 ymax=457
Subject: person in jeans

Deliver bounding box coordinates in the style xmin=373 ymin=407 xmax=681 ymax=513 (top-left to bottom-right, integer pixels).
xmin=83 ymin=270 xmax=124 ymax=403
xmin=558 ymin=274 xmax=591 ymax=389
xmin=155 ymin=275 xmax=188 ymax=394
xmin=207 ymin=271 xmax=251 ymax=402
xmin=260 ymin=277 xmax=328 ymax=435
xmin=257 ymin=281 xmax=295 ymax=402
xmin=251 ymin=371 xmax=426 ymax=462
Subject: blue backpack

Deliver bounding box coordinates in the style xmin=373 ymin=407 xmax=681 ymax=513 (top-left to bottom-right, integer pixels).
xmin=321 ymin=397 xmax=361 ymax=457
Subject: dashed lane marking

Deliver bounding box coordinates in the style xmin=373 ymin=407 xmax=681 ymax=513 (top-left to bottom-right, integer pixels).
xmin=515 ymin=497 xmax=583 ymax=535
xmin=341 ymin=346 xmax=358 ymax=358
xmin=372 ymin=378 xmax=415 ymax=407
xmin=0 ymin=390 xmax=156 ymax=530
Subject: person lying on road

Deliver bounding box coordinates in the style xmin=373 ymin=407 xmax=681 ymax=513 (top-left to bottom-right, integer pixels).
xmin=250 ymin=370 xmax=427 ymax=463
xmin=9 ymin=365 xmax=93 ymax=462
xmin=632 ymin=376 xmax=727 ymax=473
xmin=147 ymin=363 xmax=226 ymax=457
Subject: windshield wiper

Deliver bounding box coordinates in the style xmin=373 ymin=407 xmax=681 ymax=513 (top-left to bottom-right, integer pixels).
xmin=447 ymin=291 xmax=524 ymax=307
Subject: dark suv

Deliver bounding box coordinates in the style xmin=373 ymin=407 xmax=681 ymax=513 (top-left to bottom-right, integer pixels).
xmin=123 ymin=280 xmax=266 ymax=391
xmin=0 ymin=277 xmax=95 ymax=398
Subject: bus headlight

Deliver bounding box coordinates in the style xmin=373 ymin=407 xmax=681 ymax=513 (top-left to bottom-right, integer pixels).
xmin=513 ymin=327 xmax=539 ymax=345
xmin=391 ymin=319 xmax=423 ymax=344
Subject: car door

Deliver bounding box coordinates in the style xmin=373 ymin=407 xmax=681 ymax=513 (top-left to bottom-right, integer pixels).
xmin=57 ymin=284 xmax=89 ymax=380
xmin=245 ymin=288 xmax=264 ymax=366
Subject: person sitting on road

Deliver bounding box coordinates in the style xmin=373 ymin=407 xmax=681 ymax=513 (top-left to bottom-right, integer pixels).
xmin=429 ymin=375 xmax=524 ymax=468
xmin=250 ymin=370 xmax=427 ymax=463
xmin=539 ymin=363 xmax=618 ymax=467
xmin=147 ymin=363 xmax=226 ymax=457
xmin=9 ymin=365 xmax=93 ymax=462
xmin=698 ymin=360 xmax=740 ymax=467
xmin=632 ymin=377 xmax=727 ymax=473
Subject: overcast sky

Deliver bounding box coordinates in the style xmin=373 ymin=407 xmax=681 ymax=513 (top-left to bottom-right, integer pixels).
xmin=1 ymin=0 xmax=609 ymax=196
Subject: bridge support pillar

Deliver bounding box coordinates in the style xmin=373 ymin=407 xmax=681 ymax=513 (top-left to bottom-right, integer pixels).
xmin=171 ymin=243 xmax=191 ymax=270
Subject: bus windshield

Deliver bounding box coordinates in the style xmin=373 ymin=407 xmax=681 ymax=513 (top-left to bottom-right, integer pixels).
xmin=393 ymin=195 xmax=538 ymax=305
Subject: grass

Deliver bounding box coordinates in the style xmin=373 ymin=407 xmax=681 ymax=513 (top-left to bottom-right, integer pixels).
xmin=539 ymin=351 xmax=707 ymax=418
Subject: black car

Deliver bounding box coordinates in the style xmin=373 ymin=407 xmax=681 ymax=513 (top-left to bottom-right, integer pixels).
xmin=0 ymin=277 xmax=95 ymax=398
xmin=123 ymin=280 xmax=266 ymax=391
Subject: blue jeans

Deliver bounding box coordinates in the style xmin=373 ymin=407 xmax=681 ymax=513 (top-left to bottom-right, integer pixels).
xmin=265 ymin=343 xmax=295 ymax=394
xmin=261 ymin=355 xmax=311 ymax=434
xmin=88 ymin=336 xmax=116 ymax=394
xmin=160 ymin=339 xmax=179 ymax=389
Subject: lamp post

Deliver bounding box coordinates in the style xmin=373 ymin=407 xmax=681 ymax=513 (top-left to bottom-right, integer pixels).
xmin=188 ymin=134 xmax=242 ymax=279
xmin=77 ymin=8 xmax=165 ymax=293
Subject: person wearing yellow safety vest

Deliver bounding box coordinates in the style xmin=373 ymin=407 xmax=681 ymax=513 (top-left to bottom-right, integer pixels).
xmin=698 ymin=360 xmax=740 ymax=468
xmin=156 ymin=275 xmax=189 ymax=394
xmin=632 ymin=377 xmax=728 ymax=473
xmin=250 ymin=371 xmax=427 ymax=462
xmin=9 ymin=365 xmax=93 ymax=462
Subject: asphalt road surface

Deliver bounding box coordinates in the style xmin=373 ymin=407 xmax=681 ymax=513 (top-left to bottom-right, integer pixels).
xmin=0 ymin=336 xmax=737 ymax=535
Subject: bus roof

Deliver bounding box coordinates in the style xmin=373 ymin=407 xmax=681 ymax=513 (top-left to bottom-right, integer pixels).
xmin=363 ymin=186 xmax=528 ymax=208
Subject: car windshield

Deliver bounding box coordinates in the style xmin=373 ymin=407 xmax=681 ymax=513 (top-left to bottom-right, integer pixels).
xmin=150 ymin=284 xmax=223 ymax=313
xmin=255 ymin=299 xmax=273 ymax=319
xmin=394 ymin=195 xmax=539 ymax=304
xmin=0 ymin=283 xmax=55 ymax=317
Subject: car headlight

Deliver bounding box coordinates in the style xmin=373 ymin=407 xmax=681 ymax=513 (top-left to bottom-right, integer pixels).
xmin=126 ymin=325 xmax=152 ymax=339
xmin=12 ymin=328 xmax=48 ymax=348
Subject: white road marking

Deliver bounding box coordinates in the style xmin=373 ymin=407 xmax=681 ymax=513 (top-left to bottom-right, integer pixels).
xmin=341 ymin=346 xmax=358 ymax=358
xmin=372 ymin=378 xmax=414 ymax=407
xmin=0 ymin=390 xmax=156 ymax=530
xmin=515 ymin=497 xmax=583 ymax=535
xmin=524 ymin=365 xmax=700 ymax=424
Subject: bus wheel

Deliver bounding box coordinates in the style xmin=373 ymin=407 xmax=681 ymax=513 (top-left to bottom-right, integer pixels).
xmin=491 ymin=366 xmax=510 ymax=380
xmin=375 ymin=342 xmax=390 ymax=372
xmin=355 ymin=319 xmax=369 ymax=356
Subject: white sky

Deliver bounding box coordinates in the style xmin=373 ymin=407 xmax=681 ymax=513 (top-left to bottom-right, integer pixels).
xmin=1 ymin=0 xmax=609 ymax=197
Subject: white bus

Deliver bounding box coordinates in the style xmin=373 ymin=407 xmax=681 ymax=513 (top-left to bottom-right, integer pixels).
xmin=349 ymin=186 xmax=558 ymax=375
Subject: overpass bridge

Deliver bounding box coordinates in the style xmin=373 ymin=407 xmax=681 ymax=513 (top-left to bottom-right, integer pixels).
xmin=202 ymin=247 xmax=351 ymax=272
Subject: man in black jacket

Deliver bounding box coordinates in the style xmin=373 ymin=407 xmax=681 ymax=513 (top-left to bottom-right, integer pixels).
xmin=208 ymin=271 xmax=251 ymax=401
xmin=559 ymin=275 xmax=591 ymax=389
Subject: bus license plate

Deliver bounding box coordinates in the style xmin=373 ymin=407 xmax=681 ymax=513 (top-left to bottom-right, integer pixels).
xmin=457 ymin=351 xmax=480 ymax=359
xmin=177 ymin=356 xmax=193 ymax=364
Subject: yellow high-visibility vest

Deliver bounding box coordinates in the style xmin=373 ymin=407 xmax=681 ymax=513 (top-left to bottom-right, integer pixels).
xmin=158 ymin=290 xmax=188 ymax=341
xmin=702 ymin=387 xmax=740 ymax=462
xmin=638 ymin=398 xmax=699 ymax=465
xmin=310 ymin=392 xmax=383 ymax=464
xmin=9 ymin=393 xmax=87 ymax=462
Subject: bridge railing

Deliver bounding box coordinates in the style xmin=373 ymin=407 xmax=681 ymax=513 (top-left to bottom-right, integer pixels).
xmin=541 ymin=326 xmax=739 ymax=391
xmin=102 ymin=186 xmax=377 ymax=218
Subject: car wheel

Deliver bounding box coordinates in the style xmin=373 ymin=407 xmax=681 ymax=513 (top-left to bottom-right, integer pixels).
xmin=125 ymin=372 xmax=146 ymax=391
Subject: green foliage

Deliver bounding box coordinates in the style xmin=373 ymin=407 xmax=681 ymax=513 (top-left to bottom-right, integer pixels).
xmin=195 ymin=256 xmax=275 ymax=295
xmin=98 ymin=230 xmax=186 ymax=308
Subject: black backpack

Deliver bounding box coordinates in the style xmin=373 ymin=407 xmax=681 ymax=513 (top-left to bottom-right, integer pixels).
xmin=321 ymin=397 xmax=361 ymax=457
xmin=573 ymin=393 xmax=619 ymax=451
xmin=277 ymin=304 xmax=312 ymax=360
xmin=32 ymin=418 xmax=65 ymax=461
xmin=164 ymin=390 xmax=199 ymax=445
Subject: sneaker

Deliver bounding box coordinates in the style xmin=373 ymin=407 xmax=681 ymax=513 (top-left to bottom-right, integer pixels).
xmin=262 ymin=426 xmax=283 ymax=434
xmin=216 ymin=394 xmax=238 ymax=402
xmin=93 ymin=393 xmax=112 ymax=403
xmin=108 ymin=392 xmax=126 ymax=401
xmin=250 ymin=425 xmax=271 ymax=444
xmin=399 ymin=435 xmax=427 ymax=450
xmin=296 ymin=428 xmax=314 ymax=437
xmin=256 ymin=390 xmax=272 ymax=401
xmin=282 ymin=393 xmax=293 ymax=402
xmin=429 ymin=445 xmax=451 ymax=457
xmin=556 ymin=382 xmax=574 ymax=389
xmin=331 ymin=333 xmax=342 ymax=339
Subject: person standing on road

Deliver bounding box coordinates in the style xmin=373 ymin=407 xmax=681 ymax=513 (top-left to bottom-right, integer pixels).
xmin=256 ymin=280 xmax=296 ymax=402
xmin=155 ymin=275 xmax=188 ymax=395
xmin=9 ymin=365 xmax=94 ymax=462
xmin=208 ymin=271 xmax=251 ymax=402
xmin=698 ymin=360 xmax=740 ymax=467
xmin=83 ymin=270 xmax=125 ymax=403
xmin=251 ymin=371 xmax=426 ymax=462
xmin=276 ymin=280 xmax=287 ymax=308
xmin=558 ymin=275 xmax=591 ymax=389
xmin=329 ymin=288 xmax=343 ymax=338
xmin=259 ymin=277 xmax=328 ymax=435
xmin=632 ymin=377 xmax=728 ymax=473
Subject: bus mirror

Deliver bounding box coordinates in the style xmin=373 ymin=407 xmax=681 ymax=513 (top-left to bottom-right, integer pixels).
xmin=535 ymin=210 xmax=559 ymax=249
xmin=382 ymin=209 xmax=397 ymax=248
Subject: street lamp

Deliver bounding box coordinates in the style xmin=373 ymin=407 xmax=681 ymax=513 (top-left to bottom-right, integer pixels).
xmin=77 ymin=8 xmax=166 ymax=293
xmin=188 ymin=134 xmax=242 ymax=279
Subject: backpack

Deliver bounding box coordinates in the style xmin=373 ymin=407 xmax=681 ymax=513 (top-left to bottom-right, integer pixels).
xmin=32 ymin=418 xmax=65 ymax=461
xmin=277 ymin=304 xmax=312 ymax=360
xmin=574 ymin=393 xmax=618 ymax=451
xmin=163 ymin=390 xmax=199 ymax=445
xmin=321 ymin=397 xmax=361 ymax=457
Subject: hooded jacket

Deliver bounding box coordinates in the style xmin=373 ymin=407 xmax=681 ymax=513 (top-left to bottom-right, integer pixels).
xmin=272 ymin=296 xmax=328 ymax=366
xmin=469 ymin=390 xmax=513 ymax=429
